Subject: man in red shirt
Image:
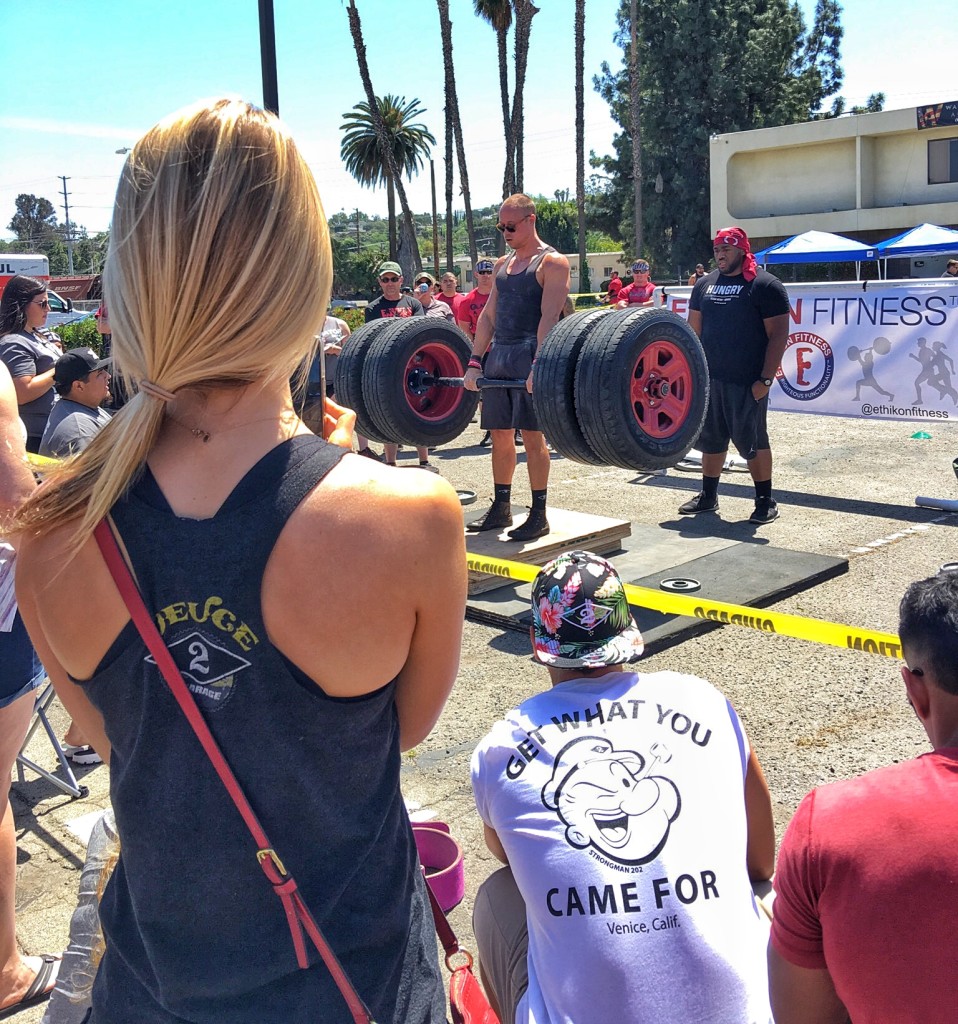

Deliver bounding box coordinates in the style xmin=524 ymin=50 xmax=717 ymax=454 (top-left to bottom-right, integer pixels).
xmin=768 ymin=568 xmax=958 ymax=1024
xmin=605 ymin=270 xmax=622 ymax=303
xmin=456 ymin=259 xmax=495 ymax=341
xmin=437 ymin=271 xmax=463 ymax=320
xmin=614 ymin=260 xmax=655 ymax=307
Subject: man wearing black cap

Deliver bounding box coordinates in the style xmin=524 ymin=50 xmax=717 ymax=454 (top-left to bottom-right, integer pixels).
xmin=39 ymin=348 xmax=112 ymax=458
xmin=471 ymin=549 xmax=775 ymax=1024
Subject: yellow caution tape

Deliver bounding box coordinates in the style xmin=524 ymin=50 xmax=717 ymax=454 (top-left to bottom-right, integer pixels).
xmin=467 ymin=552 xmax=903 ymax=660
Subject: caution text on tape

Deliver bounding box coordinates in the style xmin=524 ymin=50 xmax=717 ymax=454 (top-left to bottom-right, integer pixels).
xmin=467 ymin=553 xmax=902 ymax=660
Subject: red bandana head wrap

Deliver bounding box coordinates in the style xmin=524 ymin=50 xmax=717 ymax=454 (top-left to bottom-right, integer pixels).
xmin=713 ymin=227 xmax=757 ymax=282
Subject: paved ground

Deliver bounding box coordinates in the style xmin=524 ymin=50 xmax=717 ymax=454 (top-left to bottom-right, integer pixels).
xmin=10 ymin=408 xmax=957 ymax=1021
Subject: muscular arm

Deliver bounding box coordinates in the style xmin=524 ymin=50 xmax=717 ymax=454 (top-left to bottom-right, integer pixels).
xmin=744 ymin=746 xmax=775 ymax=881
xmin=768 ymin=947 xmax=849 ymax=1024
xmin=687 ymin=309 xmax=702 ymax=338
xmin=0 ymin=362 xmax=34 ymax=520
xmin=537 ymin=253 xmax=571 ymax=351
xmin=761 ymin=313 xmax=790 ymax=380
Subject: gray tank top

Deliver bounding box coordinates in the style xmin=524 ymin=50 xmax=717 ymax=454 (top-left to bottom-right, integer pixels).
xmin=494 ymin=246 xmax=555 ymax=345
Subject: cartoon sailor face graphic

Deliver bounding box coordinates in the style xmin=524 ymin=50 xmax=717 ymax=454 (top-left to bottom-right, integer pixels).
xmin=542 ymin=736 xmax=680 ymax=866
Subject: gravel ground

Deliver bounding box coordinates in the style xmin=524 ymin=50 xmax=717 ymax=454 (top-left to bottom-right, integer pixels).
xmin=10 ymin=406 xmax=957 ymax=1021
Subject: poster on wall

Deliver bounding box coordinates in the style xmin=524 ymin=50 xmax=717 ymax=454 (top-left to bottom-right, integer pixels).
xmin=657 ymin=280 xmax=958 ymax=423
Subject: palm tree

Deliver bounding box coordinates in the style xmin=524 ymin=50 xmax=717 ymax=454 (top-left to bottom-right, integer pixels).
xmin=510 ymin=0 xmax=540 ymax=192
xmin=437 ymin=0 xmax=478 ymax=269
xmin=474 ymin=0 xmax=514 ymax=200
xmin=575 ymin=0 xmax=588 ymax=293
xmin=345 ymin=1 xmax=424 ymax=275
xmin=629 ymin=0 xmax=642 ymax=257
xmin=340 ymin=94 xmax=435 ymax=262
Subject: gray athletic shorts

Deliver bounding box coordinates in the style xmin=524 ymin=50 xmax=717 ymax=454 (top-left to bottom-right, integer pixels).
xmin=473 ymin=866 xmax=529 ymax=1022
xmin=698 ymin=378 xmax=769 ymax=461
xmin=480 ymin=338 xmax=540 ymax=432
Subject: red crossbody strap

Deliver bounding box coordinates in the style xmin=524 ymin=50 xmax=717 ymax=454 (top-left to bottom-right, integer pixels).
xmin=93 ymin=519 xmax=375 ymax=1024
xmin=424 ymin=874 xmax=460 ymax=959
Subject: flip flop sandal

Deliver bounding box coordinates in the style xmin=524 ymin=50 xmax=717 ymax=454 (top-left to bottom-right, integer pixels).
xmin=0 ymin=954 xmax=61 ymax=1019
xmin=62 ymin=743 xmax=102 ymax=766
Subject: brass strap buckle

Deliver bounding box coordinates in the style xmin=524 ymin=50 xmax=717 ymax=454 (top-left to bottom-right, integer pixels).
xmin=256 ymin=847 xmax=288 ymax=878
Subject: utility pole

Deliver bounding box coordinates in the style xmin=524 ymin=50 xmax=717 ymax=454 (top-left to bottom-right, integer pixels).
xmin=430 ymin=160 xmax=440 ymax=277
xmin=355 ymin=208 xmax=361 ymax=251
xmin=60 ymin=175 xmax=75 ymax=275
xmin=258 ymin=0 xmax=279 ymax=114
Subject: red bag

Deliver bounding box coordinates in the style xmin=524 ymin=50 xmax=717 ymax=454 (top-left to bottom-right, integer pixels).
xmin=423 ymin=875 xmax=499 ymax=1024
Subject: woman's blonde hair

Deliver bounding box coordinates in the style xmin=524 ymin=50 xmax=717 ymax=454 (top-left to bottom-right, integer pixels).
xmin=14 ymin=97 xmax=330 ymax=542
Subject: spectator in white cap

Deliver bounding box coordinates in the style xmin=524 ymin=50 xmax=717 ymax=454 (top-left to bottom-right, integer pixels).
xmin=471 ymin=549 xmax=775 ymax=1024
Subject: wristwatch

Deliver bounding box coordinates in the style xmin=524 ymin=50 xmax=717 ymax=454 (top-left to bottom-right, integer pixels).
xmin=759 ymin=377 xmax=774 ymax=388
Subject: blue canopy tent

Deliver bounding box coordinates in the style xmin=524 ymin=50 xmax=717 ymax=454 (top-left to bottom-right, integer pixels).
xmin=873 ymin=223 xmax=958 ymax=277
xmin=753 ymin=230 xmax=877 ymax=279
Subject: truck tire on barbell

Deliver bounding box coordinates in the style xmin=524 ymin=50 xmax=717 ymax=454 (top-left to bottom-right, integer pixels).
xmin=334 ymin=317 xmax=399 ymax=444
xmin=574 ymin=308 xmax=710 ymax=471
xmin=336 ymin=308 xmax=709 ymax=472
xmin=362 ymin=319 xmax=480 ymax=446
xmin=531 ymin=308 xmax=609 ymax=467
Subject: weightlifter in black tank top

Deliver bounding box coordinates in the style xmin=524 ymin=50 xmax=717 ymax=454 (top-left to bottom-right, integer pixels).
xmin=463 ymin=194 xmax=571 ymax=542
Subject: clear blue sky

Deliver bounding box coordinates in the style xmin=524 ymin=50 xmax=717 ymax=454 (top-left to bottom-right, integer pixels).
xmin=0 ymin=0 xmax=954 ymax=240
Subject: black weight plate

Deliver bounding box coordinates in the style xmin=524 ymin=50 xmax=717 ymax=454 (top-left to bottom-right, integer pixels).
xmin=575 ymin=308 xmax=709 ymax=471
xmin=363 ymin=319 xmax=480 ymax=447
xmin=532 ymin=308 xmax=611 ymax=465
xmin=334 ymin=318 xmax=399 ymax=443
xmin=660 ymin=577 xmax=702 ymax=593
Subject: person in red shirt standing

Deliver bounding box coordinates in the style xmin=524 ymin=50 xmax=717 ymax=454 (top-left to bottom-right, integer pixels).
xmin=768 ymin=568 xmax=958 ymax=1024
xmin=437 ymin=271 xmax=463 ymax=320
xmin=458 ymin=258 xmax=496 ymax=447
xmin=605 ymin=270 xmax=622 ymax=303
xmin=614 ymin=260 xmax=655 ymax=308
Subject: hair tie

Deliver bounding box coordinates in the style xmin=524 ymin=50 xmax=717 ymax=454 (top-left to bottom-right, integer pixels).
xmin=138 ymin=380 xmax=177 ymax=403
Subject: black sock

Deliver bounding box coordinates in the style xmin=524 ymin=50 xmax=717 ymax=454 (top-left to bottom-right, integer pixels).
xmin=702 ymin=475 xmax=720 ymax=500
xmin=754 ymin=479 xmax=772 ymax=500
xmin=494 ymin=484 xmax=512 ymax=505
xmin=531 ymin=489 xmax=547 ymax=512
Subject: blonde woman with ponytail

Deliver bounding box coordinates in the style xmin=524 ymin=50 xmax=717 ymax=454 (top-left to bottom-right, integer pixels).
xmin=13 ymin=98 xmax=465 ymax=1023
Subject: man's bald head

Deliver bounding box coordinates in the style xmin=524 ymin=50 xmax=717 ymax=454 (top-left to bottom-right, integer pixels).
xmin=501 ymin=193 xmax=536 ymax=217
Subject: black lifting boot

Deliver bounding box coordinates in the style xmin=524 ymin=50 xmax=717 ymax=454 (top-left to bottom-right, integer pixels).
xmin=507 ymin=507 xmax=550 ymax=543
xmin=466 ymin=501 xmax=514 ymax=533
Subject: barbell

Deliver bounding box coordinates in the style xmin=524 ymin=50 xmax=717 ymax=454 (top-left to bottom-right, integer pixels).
xmin=335 ymin=308 xmax=710 ymax=472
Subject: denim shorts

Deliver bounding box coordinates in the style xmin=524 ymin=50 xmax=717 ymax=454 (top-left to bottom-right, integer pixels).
xmin=0 ymin=612 xmax=45 ymax=709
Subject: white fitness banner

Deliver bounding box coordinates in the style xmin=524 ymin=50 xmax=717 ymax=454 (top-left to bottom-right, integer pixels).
xmin=656 ymin=279 xmax=958 ymax=423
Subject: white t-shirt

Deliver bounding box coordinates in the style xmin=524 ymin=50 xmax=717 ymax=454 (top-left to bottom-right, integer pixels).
xmin=472 ymin=670 xmax=772 ymax=1024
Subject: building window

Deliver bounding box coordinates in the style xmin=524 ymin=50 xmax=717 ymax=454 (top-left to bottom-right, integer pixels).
xmin=928 ymin=137 xmax=958 ymax=184
xmin=603 ymin=266 xmax=614 ymax=277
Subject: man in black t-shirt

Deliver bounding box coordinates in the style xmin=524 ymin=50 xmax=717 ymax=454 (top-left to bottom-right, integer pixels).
xmin=683 ymin=227 xmax=790 ymax=524
xmin=364 ymin=261 xmax=432 ymax=468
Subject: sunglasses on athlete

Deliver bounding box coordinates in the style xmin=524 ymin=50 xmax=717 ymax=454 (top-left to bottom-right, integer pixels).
xmin=379 ymin=275 xmax=401 ymax=283
xmin=495 ymin=214 xmax=531 ymax=233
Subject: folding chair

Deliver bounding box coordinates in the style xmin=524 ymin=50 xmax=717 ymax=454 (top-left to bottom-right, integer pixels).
xmin=15 ymin=682 xmax=87 ymax=799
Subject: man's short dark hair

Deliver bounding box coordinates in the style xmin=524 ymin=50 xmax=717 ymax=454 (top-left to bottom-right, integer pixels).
xmin=899 ymin=571 xmax=958 ymax=695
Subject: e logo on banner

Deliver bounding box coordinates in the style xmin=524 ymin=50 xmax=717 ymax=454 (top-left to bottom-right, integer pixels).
xmin=778 ymin=332 xmax=834 ymax=401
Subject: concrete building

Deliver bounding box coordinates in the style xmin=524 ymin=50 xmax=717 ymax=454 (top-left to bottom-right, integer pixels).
xmin=710 ymin=103 xmax=958 ymax=272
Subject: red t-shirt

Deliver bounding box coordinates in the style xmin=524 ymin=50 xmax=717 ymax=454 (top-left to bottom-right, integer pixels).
xmin=456 ymin=288 xmax=490 ymax=336
xmin=437 ymin=292 xmax=462 ymax=319
xmin=771 ymin=750 xmax=958 ymax=1023
xmin=618 ymin=280 xmax=656 ymax=305
xmin=607 ymin=277 xmax=622 ymax=299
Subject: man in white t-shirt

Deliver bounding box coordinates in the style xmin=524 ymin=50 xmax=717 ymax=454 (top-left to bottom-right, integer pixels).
xmin=471 ymin=550 xmax=775 ymax=1024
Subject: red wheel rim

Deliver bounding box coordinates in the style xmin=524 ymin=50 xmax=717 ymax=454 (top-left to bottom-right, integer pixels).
xmin=628 ymin=339 xmax=694 ymax=439
xmin=403 ymin=342 xmax=464 ymax=422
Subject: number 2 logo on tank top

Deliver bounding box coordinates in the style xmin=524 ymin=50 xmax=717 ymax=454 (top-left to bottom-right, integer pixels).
xmin=145 ymin=629 xmax=251 ymax=711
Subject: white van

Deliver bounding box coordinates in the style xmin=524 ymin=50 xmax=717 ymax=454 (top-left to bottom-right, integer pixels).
xmin=0 ymin=254 xmax=92 ymax=328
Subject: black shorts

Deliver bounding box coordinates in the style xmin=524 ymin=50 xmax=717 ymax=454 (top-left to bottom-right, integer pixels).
xmin=698 ymin=379 xmax=769 ymax=461
xmin=480 ymin=339 xmax=540 ymax=432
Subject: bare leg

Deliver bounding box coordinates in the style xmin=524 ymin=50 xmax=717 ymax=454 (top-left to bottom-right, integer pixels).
xmin=383 ymin=442 xmax=398 ymax=465
xmin=701 ymin=452 xmax=727 ymax=477
xmin=0 ymin=691 xmax=54 ymax=1009
xmin=521 ymin=431 xmax=550 ymax=491
xmin=490 ymin=430 xmax=518 ymax=486
xmin=748 ymin=448 xmax=772 ymax=483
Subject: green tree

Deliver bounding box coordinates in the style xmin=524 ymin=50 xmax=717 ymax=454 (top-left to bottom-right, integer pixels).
xmin=340 ymin=94 xmax=435 ymax=262
xmin=8 ymin=194 xmax=58 ymax=245
xmin=531 ymin=197 xmax=577 ymax=253
xmin=593 ymin=0 xmax=854 ymax=274
xmin=574 ymin=0 xmax=589 ymax=291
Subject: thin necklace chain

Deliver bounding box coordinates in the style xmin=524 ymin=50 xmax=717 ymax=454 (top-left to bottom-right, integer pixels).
xmin=165 ymin=407 xmax=299 ymax=444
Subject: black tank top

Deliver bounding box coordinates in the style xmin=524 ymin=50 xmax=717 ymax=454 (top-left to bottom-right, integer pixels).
xmin=494 ymin=246 xmax=555 ymax=344
xmin=81 ymin=436 xmax=445 ymax=1024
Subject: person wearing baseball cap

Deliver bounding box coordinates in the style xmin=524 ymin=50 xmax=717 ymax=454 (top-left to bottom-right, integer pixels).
xmin=39 ymin=348 xmax=112 ymax=458
xmin=614 ymin=259 xmax=655 ymax=308
xmin=682 ymin=226 xmax=790 ymax=524
xmin=471 ymin=549 xmax=775 ymax=1024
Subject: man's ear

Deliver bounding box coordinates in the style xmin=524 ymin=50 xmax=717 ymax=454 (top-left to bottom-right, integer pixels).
xmin=902 ymin=663 xmax=931 ymax=721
